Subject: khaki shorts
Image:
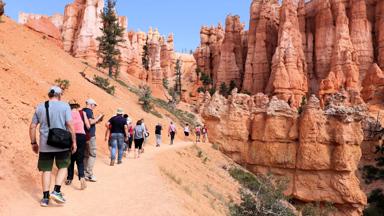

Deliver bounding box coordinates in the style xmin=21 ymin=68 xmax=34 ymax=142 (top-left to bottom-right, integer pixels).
xmin=38 ymin=151 xmax=71 ymax=172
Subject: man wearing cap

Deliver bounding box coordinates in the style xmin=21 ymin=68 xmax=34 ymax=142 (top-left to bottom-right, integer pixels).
xmin=29 ymin=86 xmax=77 ymax=207
xmin=83 ymin=99 xmax=104 ymax=182
xmin=105 ymin=108 xmax=128 ymax=166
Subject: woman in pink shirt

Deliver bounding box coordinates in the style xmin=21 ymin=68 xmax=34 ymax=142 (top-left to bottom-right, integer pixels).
xmin=168 ymin=122 xmax=177 ymax=145
xmin=66 ymin=100 xmax=90 ymax=190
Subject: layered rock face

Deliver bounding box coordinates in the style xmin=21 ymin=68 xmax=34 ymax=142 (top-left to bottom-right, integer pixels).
xmin=243 ymin=0 xmax=279 ymax=94
xmin=194 ymin=0 xmax=384 ymax=106
xmin=18 ymin=0 xmax=191 ymax=84
xmin=202 ymin=91 xmax=367 ymax=215
xmin=215 ymin=15 xmax=246 ymax=88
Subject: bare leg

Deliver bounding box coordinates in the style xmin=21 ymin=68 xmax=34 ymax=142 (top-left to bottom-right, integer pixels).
xmin=55 ymin=168 xmax=68 ymax=186
xmin=42 ymin=171 xmax=51 ymax=192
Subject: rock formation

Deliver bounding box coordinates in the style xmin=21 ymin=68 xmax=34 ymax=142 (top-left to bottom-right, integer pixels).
xmin=243 ymin=0 xmax=279 ymax=94
xmin=215 ymin=15 xmax=246 ymax=88
xmin=361 ymin=63 xmax=384 ymax=102
xmin=194 ymin=0 xmax=384 ymax=106
xmin=202 ymin=91 xmax=367 ymax=215
xmin=18 ymin=0 xmax=193 ymax=84
xmin=266 ymin=0 xmax=308 ymax=108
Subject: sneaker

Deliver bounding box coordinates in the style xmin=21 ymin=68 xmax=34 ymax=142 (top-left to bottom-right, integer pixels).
xmin=117 ymin=160 xmax=122 ymax=164
xmin=123 ymin=152 xmax=127 ymax=158
xmin=50 ymin=191 xmax=66 ymax=204
xmin=65 ymin=179 xmax=72 ymax=185
xmin=80 ymin=178 xmax=87 ymax=190
xmin=40 ymin=198 xmax=49 ymax=207
xmin=85 ymin=175 xmax=97 ymax=182
xmin=110 ymin=160 xmax=115 ymax=166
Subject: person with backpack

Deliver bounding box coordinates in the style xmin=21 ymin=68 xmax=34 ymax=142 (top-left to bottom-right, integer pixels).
xmin=195 ymin=125 xmax=201 ymax=143
xmin=202 ymin=125 xmax=208 ymax=143
xmin=65 ymin=100 xmax=90 ymax=190
xmin=106 ymin=108 xmax=128 ymax=166
xmin=83 ymin=99 xmax=104 ymax=182
xmin=141 ymin=118 xmax=148 ymax=153
xmin=122 ymin=114 xmax=133 ymax=157
xmin=168 ymin=122 xmax=176 ymax=145
xmin=29 ymin=86 xmax=77 ymax=207
xmin=133 ymin=120 xmax=145 ymax=158
xmin=155 ymin=123 xmax=162 ymax=147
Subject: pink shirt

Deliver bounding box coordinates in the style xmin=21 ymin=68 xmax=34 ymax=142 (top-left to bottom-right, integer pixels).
xmin=72 ymin=110 xmax=86 ymax=134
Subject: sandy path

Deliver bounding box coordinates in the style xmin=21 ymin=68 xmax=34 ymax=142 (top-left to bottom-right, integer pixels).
xmin=6 ymin=142 xmax=194 ymax=216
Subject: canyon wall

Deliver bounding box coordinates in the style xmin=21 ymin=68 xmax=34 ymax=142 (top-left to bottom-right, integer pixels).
xmin=19 ymin=0 xmax=188 ymax=85
xmin=194 ymin=0 xmax=384 ymax=106
xmin=201 ymin=90 xmax=367 ymax=215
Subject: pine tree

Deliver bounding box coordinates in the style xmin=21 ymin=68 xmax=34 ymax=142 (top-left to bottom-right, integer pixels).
xmin=142 ymin=37 xmax=150 ymax=71
xmin=219 ymin=82 xmax=229 ymax=97
xmin=174 ymin=59 xmax=182 ymax=96
xmin=97 ymin=0 xmax=125 ymax=78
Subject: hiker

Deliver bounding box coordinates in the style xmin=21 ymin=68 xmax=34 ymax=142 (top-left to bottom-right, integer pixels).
xmin=133 ymin=120 xmax=145 ymax=158
xmin=184 ymin=123 xmax=190 ymax=137
xmin=168 ymin=122 xmax=176 ymax=145
xmin=83 ymin=99 xmax=104 ymax=182
xmin=106 ymin=108 xmax=128 ymax=166
xmin=202 ymin=125 xmax=208 ymax=143
xmin=195 ymin=125 xmax=201 ymax=143
xmin=155 ymin=123 xmax=162 ymax=147
xmin=141 ymin=118 xmax=149 ymax=153
xmin=29 ymin=86 xmax=77 ymax=207
xmin=123 ymin=114 xmax=133 ymax=157
xmin=65 ymin=100 xmax=91 ymax=190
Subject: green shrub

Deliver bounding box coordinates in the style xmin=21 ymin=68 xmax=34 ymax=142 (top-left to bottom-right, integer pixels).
xmin=139 ymin=85 xmax=153 ymax=112
xmin=300 ymin=202 xmax=335 ymax=216
xmin=200 ymin=72 xmax=213 ymax=86
xmin=93 ymin=75 xmax=115 ymax=95
xmin=229 ymin=167 xmax=295 ymax=216
xmin=54 ymin=78 xmax=70 ymax=92
xmin=364 ymin=189 xmax=384 ymax=216
xmin=219 ymin=82 xmax=229 ymax=97
xmin=197 ymin=87 xmax=206 ymax=93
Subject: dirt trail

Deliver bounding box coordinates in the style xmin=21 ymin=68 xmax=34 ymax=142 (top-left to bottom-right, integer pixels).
xmin=3 ymin=142 xmax=194 ymax=216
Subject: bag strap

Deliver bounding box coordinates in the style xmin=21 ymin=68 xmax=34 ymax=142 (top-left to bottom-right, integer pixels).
xmin=44 ymin=101 xmax=51 ymax=129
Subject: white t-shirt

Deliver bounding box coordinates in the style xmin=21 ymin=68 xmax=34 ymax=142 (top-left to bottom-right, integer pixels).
xmin=184 ymin=126 xmax=190 ymax=133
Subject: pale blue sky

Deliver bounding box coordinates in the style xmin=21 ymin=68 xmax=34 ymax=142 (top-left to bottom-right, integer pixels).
xmin=6 ymin=0 xmax=252 ymax=52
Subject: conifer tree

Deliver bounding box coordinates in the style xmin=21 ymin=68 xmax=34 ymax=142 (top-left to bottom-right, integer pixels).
xmin=174 ymin=59 xmax=182 ymax=96
xmin=97 ymin=0 xmax=125 ymax=78
xmin=142 ymin=37 xmax=150 ymax=71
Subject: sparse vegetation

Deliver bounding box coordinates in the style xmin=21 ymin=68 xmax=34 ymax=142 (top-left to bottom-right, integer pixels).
xmin=93 ymin=75 xmax=115 ymax=95
xmin=139 ymin=85 xmax=154 ymax=112
xmin=54 ymin=78 xmax=70 ymax=92
xmin=229 ymin=167 xmax=295 ymax=216
xmin=299 ymin=202 xmax=336 ymax=216
xmin=219 ymin=82 xmax=229 ymax=97
xmin=160 ymin=167 xmax=182 ymax=185
xmin=212 ymin=143 xmax=220 ymax=150
xmin=97 ymin=0 xmax=125 ymax=78
xmin=162 ymin=78 xmax=169 ymax=89
xmin=174 ymin=59 xmax=182 ymax=102
xmin=362 ymin=145 xmax=384 ymax=215
xmin=298 ymin=96 xmax=307 ymax=114
xmin=142 ymin=37 xmax=150 ymax=71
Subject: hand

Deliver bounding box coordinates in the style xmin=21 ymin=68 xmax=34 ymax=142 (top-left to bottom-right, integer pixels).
xmin=105 ymin=137 xmax=108 ymax=142
xmin=71 ymin=143 xmax=77 ymax=154
xmin=124 ymin=137 xmax=128 ymax=142
xmin=32 ymin=144 xmax=39 ymax=154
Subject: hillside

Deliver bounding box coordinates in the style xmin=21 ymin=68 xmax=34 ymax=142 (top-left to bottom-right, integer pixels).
xmin=0 ymin=17 xmax=238 ymax=215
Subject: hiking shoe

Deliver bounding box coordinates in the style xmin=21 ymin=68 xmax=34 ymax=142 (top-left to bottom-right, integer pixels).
xmin=65 ymin=179 xmax=72 ymax=185
xmin=117 ymin=160 xmax=122 ymax=164
xmin=123 ymin=152 xmax=127 ymax=158
xmin=50 ymin=191 xmax=66 ymax=204
xmin=80 ymin=178 xmax=87 ymax=190
xmin=110 ymin=160 xmax=115 ymax=166
xmin=85 ymin=176 xmax=97 ymax=182
xmin=40 ymin=198 xmax=49 ymax=207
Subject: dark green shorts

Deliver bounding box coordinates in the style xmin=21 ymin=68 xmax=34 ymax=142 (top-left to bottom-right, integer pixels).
xmin=38 ymin=151 xmax=71 ymax=172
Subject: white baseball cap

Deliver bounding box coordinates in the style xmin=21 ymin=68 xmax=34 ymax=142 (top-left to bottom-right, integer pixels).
xmin=86 ymin=98 xmax=97 ymax=106
xmin=49 ymin=86 xmax=62 ymax=95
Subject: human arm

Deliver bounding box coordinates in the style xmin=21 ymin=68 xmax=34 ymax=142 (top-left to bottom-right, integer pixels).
xmin=82 ymin=111 xmax=91 ymax=129
xmin=124 ymin=125 xmax=129 ymax=141
xmin=29 ymin=122 xmax=39 ymax=154
xmin=105 ymin=123 xmax=110 ymax=142
xmin=66 ymin=121 xmax=77 ymax=154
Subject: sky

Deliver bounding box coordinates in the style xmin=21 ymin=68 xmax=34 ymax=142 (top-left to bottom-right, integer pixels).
xmin=6 ymin=0 xmax=252 ymax=52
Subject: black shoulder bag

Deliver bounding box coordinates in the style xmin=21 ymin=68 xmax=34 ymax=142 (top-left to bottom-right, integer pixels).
xmin=45 ymin=101 xmax=73 ymax=149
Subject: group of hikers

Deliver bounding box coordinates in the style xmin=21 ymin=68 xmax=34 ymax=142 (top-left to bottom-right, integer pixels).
xmin=29 ymin=86 xmax=208 ymax=207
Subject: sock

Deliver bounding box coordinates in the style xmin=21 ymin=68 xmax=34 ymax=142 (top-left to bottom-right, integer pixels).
xmin=43 ymin=191 xmax=50 ymax=199
xmin=54 ymin=185 xmax=61 ymax=193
